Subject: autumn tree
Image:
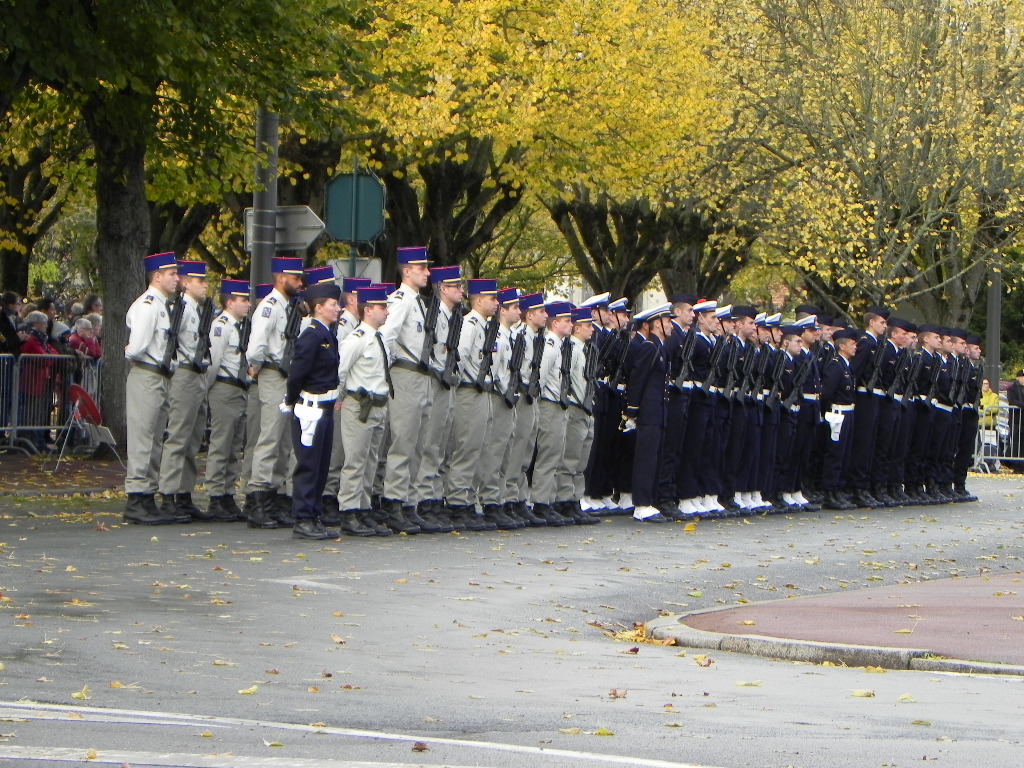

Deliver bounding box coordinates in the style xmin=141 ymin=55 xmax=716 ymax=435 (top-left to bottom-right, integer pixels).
xmin=734 ymin=0 xmax=1024 ymax=324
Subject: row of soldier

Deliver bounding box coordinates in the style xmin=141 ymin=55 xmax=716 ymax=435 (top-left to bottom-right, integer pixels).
xmin=122 ymin=248 xmax=982 ymax=536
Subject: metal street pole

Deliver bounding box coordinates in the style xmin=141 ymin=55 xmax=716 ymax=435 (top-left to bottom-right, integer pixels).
xmin=250 ymin=107 xmax=279 ymax=293
xmin=348 ymin=156 xmax=359 ymax=278
xmin=985 ymin=267 xmax=1002 ymax=386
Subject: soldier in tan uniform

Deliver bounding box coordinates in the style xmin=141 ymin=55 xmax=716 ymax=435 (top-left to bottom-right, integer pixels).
xmin=123 ymin=252 xmax=179 ymax=525
xmin=203 ymin=279 xmax=251 ymax=521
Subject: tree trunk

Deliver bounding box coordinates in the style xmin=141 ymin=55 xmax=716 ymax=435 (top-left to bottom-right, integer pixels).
xmin=83 ymin=92 xmax=152 ymax=448
xmin=0 ymin=249 xmax=30 ymax=296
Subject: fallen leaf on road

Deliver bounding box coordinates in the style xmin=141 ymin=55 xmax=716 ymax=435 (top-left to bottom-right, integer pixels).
xmin=851 ymin=689 xmax=875 ymax=698
xmin=71 ymin=685 xmax=90 ymax=700
xmin=109 ymin=681 xmax=125 ymax=689
xmin=200 ymin=731 xmax=213 ymax=737
xmin=412 ymin=741 xmax=429 ymax=752
xmin=735 ymin=680 xmax=762 ymax=687
xmin=894 ymin=629 xmax=914 ymax=634
xmin=688 ymin=591 xmax=703 ymax=598
xmin=559 ymin=728 xmax=582 ymax=735
xmin=263 ymin=739 xmax=284 ymax=747
xmin=622 ymin=646 xmax=640 ymax=654
xmin=212 ymin=660 xmax=235 ymax=666
xmin=308 ymin=686 xmax=320 ymax=693
xmin=683 ymin=523 xmax=696 ymax=531
xmin=693 ymin=655 xmax=714 ymax=667
xmin=740 ymin=620 xmax=756 ymax=626
xmin=238 ymin=685 xmax=258 ymax=695
xmin=84 ymin=748 xmax=97 ymax=760
xmin=608 ymin=689 xmax=627 ymax=698
xmin=594 ymin=728 xmax=614 ymax=736
xmin=864 ymin=666 xmax=886 ymax=674
xmin=912 ymin=720 xmax=931 ymax=726
xmin=664 ymin=722 xmax=683 ymax=728
xmin=898 ymin=694 xmax=917 ymax=703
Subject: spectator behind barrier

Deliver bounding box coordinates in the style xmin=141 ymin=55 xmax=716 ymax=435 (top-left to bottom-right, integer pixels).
xmin=69 ymin=318 xmax=102 ymax=360
xmin=981 ymin=379 xmax=1000 ymax=428
xmin=84 ymin=313 xmax=103 ymax=342
xmin=36 ymin=297 xmax=71 ymax=354
xmin=83 ymin=294 xmax=103 ymax=316
xmin=18 ymin=310 xmax=57 ymax=451
xmin=0 ymin=290 xmax=21 ymax=356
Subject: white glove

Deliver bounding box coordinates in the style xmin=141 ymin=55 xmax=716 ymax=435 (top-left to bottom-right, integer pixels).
xmin=824 ymin=411 xmax=845 ymax=442
xmin=619 ymin=416 xmax=637 ymax=433
xmin=279 ymin=401 xmax=293 ymax=414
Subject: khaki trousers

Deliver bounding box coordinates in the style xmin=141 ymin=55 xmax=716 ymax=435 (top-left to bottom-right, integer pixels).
xmin=125 ymin=366 xmax=170 ymax=494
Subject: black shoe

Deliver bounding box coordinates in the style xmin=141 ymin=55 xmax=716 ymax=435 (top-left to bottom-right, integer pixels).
xmin=719 ymin=496 xmax=743 ymax=517
xmin=382 ymin=499 xmax=420 ymax=534
xmin=293 ymin=518 xmax=340 ymax=540
xmin=405 ymin=505 xmax=444 ymax=533
xmin=501 ymin=502 xmax=526 ymax=528
xmin=952 ymin=484 xmax=978 ymax=502
xmin=241 ymin=493 xmax=258 ymax=519
xmin=636 ymin=511 xmax=670 ymax=523
xmin=871 ymin=487 xmax=897 ymax=508
xmin=247 ymin=490 xmax=279 ymax=529
xmin=823 ymin=491 xmax=856 ymax=511
xmin=175 ymin=493 xmax=212 ymax=520
xmin=361 ymin=509 xmax=394 ymax=536
xmin=223 ymin=494 xmax=246 ymax=520
xmin=273 ymin=494 xmax=296 ymax=527
xmin=516 ymin=502 xmax=547 ymax=527
xmin=563 ymin=500 xmax=601 ymax=525
xmin=337 ymin=511 xmax=376 ymax=536
xmin=321 ymin=495 xmax=341 ymax=523
xmin=432 ymin=501 xmax=464 ymax=532
xmin=206 ymin=496 xmax=237 ymax=522
xmin=449 ymin=504 xmax=491 ymax=531
xmin=534 ymin=503 xmax=565 ymax=526
xmin=124 ymin=493 xmax=177 ymax=525
xmin=850 ymin=490 xmax=878 ymax=509
xmin=159 ymin=493 xmax=192 ymax=524
xmin=481 ymin=503 xmax=516 ymax=530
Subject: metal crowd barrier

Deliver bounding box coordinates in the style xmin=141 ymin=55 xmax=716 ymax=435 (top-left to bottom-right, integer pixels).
xmin=1 ymin=353 xmax=105 ymax=456
xmin=975 ymin=404 xmax=1024 ymax=473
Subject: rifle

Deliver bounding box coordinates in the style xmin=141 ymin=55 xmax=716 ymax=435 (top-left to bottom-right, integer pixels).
xmin=745 ymin=343 xmax=773 ymax=400
xmin=419 ymin=288 xmax=442 ymax=371
xmin=279 ymin=298 xmax=305 ymax=376
xmin=595 ymin=326 xmax=620 ymax=379
xmin=609 ymin=328 xmax=632 ymax=391
xmin=925 ymin=352 xmax=944 ymax=401
xmin=886 ymin=349 xmax=911 ymax=399
xmin=475 ymin=315 xmax=501 ymax=392
xmin=238 ymin=317 xmax=251 ymax=377
xmin=189 ymin=297 xmax=216 ymax=370
xmin=736 ymin=342 xmax=760 ymax=399
xmin=950 ymin=356 xmax=970 ymax=407
xmin=864 ymin=333 xmax=889 ymax=391
xmin=700 ymin=334 xmax=729 ymax=394
xmin=558 ymin=337 xmax=573 ymax=409
xmin=900 ymin=351 xmax=924 ymax=404
xmin=440 ymin=303 xmax=463 ymax=388
xmin=582 ymin=338 xmax=598 ymax=414
xmin=504 ymin=328 xmax=527 ymax=408
xmin=782 ymin=354 xmax=813 ymax=409
xmin=722 ymin=337 xmax=742 ymax=400
xmin=671 ymin=327 xmax=698 ymax=390
xmin=764 ymin=349 xmax=788 ymax=407
xmin=526 ymin=328 xmax=546 ymax=402
xmin=159 ymin=291 xmax=186 ymax=375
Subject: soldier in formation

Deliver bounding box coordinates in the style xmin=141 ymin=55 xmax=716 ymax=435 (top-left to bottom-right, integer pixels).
xmin=124 ymin=250 xmax=986 ymax=532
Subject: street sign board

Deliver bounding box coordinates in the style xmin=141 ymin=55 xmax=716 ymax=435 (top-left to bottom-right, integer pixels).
xmin=324 ymin=172 xmax=386 ymax=242
xmin=244 ymin=205 xmax=325 ymax=252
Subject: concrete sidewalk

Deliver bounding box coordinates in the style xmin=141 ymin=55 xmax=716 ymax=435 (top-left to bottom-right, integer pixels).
xmin=649 ymin=571 xmax=1024 ymax=674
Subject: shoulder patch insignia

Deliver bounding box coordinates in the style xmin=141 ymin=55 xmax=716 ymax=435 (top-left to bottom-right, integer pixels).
xmin=353 ymin=329 xmax=365 ymax=337
xmin=213 ymin=327 xmax=223 ymax=337
xmin=262 ymin=307 xmax=272 ymax=318
xmin=468 ymin=316 xmax=479 ymax=325
xmin=546 ymin=338 xmax=555 ymax=346
xmin=268 ymin=296 xmax=278 ymax=304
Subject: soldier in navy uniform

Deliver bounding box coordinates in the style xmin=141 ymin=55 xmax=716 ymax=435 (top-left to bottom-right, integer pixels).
xmin=676 ymin=299 xmax=721 ymax=516
xmin=848 ymin=306 xmax=890 ymax=507
xmin=904 ymin=324 xmax=944 ymax=502
xmin=925 ymin=329 xmax=960 ymax=501
xmin=656 ymin=293 xmax=696 ymax=517
xmin=870 ymin=317 xmax=915 ymax=505
xmin=820 ymin=328 xmax=859 ymax=510
xmin=624 ymin=304 xmax=673 ymax=523
xmin=952 ymin=334 xmax=984 ymax=501
xmin=283 ymin=281 xmax=343 ymax=540
xmin=768 ymin=325 xmax=804 ymax=511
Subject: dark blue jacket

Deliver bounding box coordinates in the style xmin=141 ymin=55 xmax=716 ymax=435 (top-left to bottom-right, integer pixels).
xmin=286 ymin=319 xmax=340 ymax=405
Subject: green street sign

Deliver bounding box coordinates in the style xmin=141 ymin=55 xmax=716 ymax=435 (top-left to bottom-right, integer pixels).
xmin=324 ymin=172 xmax=386 ymax=242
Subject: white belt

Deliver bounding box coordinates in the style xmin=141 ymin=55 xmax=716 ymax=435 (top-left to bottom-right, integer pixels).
xmin=299 ymin=390 xmax=337 ymax=405
xmin=830 ymin=403 xmax=855 ymax=412
xmin=930 ymin=400 xmax=954 ymax=412
xmin=681 ymin=381 xmax=695 ymax=389
xmin=872 ymin=387 xmax=885 ymax=396
xmin=708 ymin=386 xmax=723 ymax=394
xmin=788 ymin=404 xmax=800 ymax=413
xmin=802 ymin=393 xmax=819 ymax=401
xmin=756 ymin=393 xmax=765 ymax=401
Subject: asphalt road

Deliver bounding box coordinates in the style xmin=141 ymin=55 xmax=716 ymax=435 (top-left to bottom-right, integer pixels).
xmin=1 ymin=477 xmax=1024 ymax=768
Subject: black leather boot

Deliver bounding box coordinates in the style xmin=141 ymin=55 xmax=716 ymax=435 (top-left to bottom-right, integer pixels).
xmin=293 ymin=518 xmax=340 ymax=540
xmin=206 ymin=496 xmax=236 ymax=522
xmin=159 ymin=493 xmax=191 ymax=523
xmin=124 ymin=493 xmax=176 ymax=525
xmin=337 ymin=510 xmax=376 ymax=536
xmin=405 ymin=504 xmax=443 ymax=533
xmin=360 ymin=508 xmax=393 ymax=536
xmin=320 ymin=495 xmax=342 ymax=525
xmin=223 ymin=494 xmax=245 ymax=520
xmin=516 ymin=501 xmax=547 ymax=527
xmin=383 ymin=499 xmax=420 ymax=534
xmin=273 ymin=493 xmax=296 ymax=527
xmin=175 ymin=493 xmax=213 ymax=520
xmin=247 ymin=490 xmax=279 ymax=529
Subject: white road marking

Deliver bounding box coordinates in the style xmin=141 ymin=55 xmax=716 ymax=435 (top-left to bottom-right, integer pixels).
xmin=0 ymin=701 xmax=727 ymax=768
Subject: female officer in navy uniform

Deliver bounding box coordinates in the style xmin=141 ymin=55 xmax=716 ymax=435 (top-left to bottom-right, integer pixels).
xmin=283 ymin=281 xmax=342 ymax=540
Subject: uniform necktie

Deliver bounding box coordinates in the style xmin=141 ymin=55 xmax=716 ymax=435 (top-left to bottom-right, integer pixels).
xmin=376 ymin=331 xmax=395 ymax=398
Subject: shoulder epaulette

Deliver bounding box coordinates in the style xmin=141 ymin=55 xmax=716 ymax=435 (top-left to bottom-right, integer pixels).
xmin=353 ymin=328 xmax=365 ymax=337
xmin=143 ymin=296 xmax=154 ymax=305
xmin=215 ymin=315 xmax=228 ymax=324
xmin=267 ymin=296 xmax=278 ymax=305
xmin=467 ymin=316 xmax=479 ymax=326
xmin=545 ymin=337 xmax=555 ymax=346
